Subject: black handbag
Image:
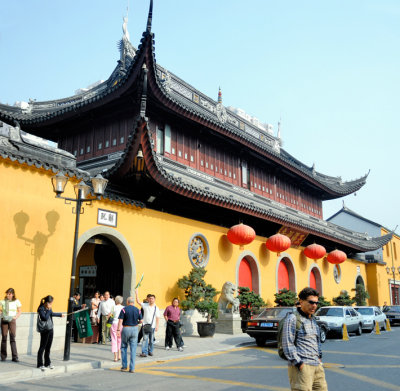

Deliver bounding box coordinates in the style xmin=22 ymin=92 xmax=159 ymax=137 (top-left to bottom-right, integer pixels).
xmin=143 ymin=306 xmax=156 ymax=334
xmin=37 ymin=313 xmax=53 ymax=332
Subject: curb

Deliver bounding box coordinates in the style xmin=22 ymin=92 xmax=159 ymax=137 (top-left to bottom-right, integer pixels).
xmin=0 ymin=341 xmax=253 ymax=385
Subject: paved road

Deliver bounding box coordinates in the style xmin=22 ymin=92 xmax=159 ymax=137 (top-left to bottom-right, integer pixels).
xmin=4 ymin=328 xmax=400 ymax=391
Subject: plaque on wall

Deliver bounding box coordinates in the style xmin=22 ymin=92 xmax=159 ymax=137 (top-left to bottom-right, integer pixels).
xmin=97 ymin=209 xmax=117 ymax=227
xmin=80 ymin=265 xmax=97 ymax=277
xmin=333 ymin=264 xmax=341 ymax=284
xmin=188 ymin=233 xmax=210 ymax=268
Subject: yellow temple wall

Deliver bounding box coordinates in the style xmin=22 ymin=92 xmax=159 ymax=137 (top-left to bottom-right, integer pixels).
xmin=0 ymin=157 xmax=391 ymax=313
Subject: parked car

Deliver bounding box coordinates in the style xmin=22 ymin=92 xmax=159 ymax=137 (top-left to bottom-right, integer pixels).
xmin=355 ymin=306 xmax=386 ymax=332
xmin=243 ymin=307 xmax=329 ymax=346
xmin=382 ymin=305 xmax=400 ymax=325
xmin=315 ymin=306 xmax=363 ymax=337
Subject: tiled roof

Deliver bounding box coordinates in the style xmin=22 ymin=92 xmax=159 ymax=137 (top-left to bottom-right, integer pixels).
xmin=98 ymin=117 xmax=391 ymax=253
xmin=0 ymin=9 xmax=367 ymax=198
xmin=0 ymin=123 xmax=144 ymax=209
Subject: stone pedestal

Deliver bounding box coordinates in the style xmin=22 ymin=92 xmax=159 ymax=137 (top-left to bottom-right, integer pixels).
xmin=180 ymin=309 xmax=205 ymax=336
xmin=215 ymin=312 xmax=242 ymax=334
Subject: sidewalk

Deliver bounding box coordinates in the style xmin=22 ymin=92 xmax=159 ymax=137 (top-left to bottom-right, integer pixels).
xmin=0 ymin=334 xmax=253 ymax=385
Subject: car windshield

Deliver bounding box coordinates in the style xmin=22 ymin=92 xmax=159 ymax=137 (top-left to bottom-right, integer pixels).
xmin=355 ymin=308 xmax=373 ymax=315
xmin=257 ymin=308 xmax=293 ymax=318
xmin=384 ymin=306 xmax=400 ymax=313
xmin=316 ymin=308 xmax=343 ymax=317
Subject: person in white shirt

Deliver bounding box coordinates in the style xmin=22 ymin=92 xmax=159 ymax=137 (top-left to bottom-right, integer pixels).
xmin=97 ymin=292 xmax=115 ymax=344
xmin=135 ymin=288 xmax=160 ymax=357
xmin=0 ymin=288 xmax=22 ymax=362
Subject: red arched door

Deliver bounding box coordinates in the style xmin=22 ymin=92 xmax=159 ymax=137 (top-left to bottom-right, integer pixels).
xmin=239 ymin=258 xmax=253 ymax=291
xmin=278 ymin=260 xmax=289 ymax=290
xmin=310 ymin=269 xmax=317 ymax=290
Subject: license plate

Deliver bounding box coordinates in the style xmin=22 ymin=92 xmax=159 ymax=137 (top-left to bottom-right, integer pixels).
xmin=260 ymin=322 xmax=273 ymax=327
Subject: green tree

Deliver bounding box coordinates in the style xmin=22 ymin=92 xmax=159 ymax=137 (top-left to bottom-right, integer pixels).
xmin=237 ymin=286 xmax=266 ymax=319
xmin=274 ymin=288 xmax=297 ymax=307
xmin=317 ymin=296 xmax=331 ymax=309
xmin=177 ymin=267 xmax=219 ymax=322
xmin=353 ymin=284 xmax=370 ymax=306
xmin=332 ymin=290 xmax=355 ymax=306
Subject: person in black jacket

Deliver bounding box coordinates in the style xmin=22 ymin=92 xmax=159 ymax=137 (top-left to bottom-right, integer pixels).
xmin=37 ymin=295 xmax=64 ymax=371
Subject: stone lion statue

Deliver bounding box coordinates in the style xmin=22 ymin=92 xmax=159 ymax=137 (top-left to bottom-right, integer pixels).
xmin=218 ymin=282 xmax=240 ymax=314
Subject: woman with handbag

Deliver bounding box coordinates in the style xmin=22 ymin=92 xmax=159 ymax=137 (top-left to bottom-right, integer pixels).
xmin=37 ymin=295 xmax=64 ymax=371
xmin=0 ymin=288 xmax=22 ymax=362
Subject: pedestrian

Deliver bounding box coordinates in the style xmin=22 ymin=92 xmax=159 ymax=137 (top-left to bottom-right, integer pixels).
xmin=111 ymin=295 xmax=124 ymax=362
xmin=90 ymin=291 xmax=101 ymax=325
xmin=164 ymin=298 xmax=184 ymax=351
xmin=0 ymin=288 xmax=22 ymax=362
xmin=97 ymin=291 xmax=115 ymax=344
xmin=36 ymin=295 xmax=64 ymax=371
xmin=97 ymin=294 xmax=105 ymax=344
xmin=137 ymin=297 xmax=148 ymax=345
xmin=117 ymin=297 xmax=142 ymax=373
xmin=282 ymin=287 xmax=327 ymax=391
xmin=72 ymin=292 xmax=86 ymax=342
xmin=135 ymin=288 xmax=160 ymax=357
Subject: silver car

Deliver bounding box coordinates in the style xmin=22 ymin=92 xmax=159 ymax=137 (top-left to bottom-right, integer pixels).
xmin=315 ymin=306 xmax=363 ymax=337
xmin=355 ymin=306 xmax=387 ymax=332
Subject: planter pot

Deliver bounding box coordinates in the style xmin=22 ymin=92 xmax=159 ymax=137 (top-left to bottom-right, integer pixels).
xmin=197 ymin=321 xmax=216 ymax=337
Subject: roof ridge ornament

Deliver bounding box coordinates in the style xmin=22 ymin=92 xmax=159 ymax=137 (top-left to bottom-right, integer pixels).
xmin=146 ymin=0 xmax=153 ymax=33
xmin=218 ymin=87 xmax=222 ymax=104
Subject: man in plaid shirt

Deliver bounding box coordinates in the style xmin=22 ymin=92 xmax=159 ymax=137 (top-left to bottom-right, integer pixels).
xmin=282 ymin=287 xmax=328 ymax=391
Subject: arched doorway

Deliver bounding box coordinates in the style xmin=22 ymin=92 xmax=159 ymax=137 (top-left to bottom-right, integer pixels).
xmin=276 ymin=256 xmax=296 ymax=292
xmin=236 ymin=251 xmax=260 ymax=294
xmin=76 ymin=226 xmax=136 ymax=305
xmin=76 ymin=235 xmax=124 ymax=305
xmin=239 ymin=258 xmax=253 ymax=291
xmin=309 ymin=265 xmax=322 ymax=295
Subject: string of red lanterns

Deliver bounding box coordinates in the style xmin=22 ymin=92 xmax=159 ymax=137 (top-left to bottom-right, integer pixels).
xmin=226 ymin=225 xmax=347 ymax=266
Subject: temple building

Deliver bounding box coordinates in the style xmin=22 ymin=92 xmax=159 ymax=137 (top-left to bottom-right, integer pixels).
xmin=0 ymin=1 xmax=394 ymax=350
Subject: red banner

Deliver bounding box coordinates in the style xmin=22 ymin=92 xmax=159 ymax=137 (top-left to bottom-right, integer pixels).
xmin=278 ymin=226 xmax=308 ymax=247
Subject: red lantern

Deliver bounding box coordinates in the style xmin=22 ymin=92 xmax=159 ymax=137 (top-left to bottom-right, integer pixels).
xmin=327 ymin=249 xmax=347 ymax=264
xmin=303 ymin=243 xmax=326 ymax=260
xmin=266 ymin=233 xmax=291 ymax=255
xmin=227 ymin=223 xmax=256 ymax=250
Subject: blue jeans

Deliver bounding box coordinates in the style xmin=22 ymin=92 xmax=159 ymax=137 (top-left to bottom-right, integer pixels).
xmin=121 ymin=326 xmax=138 ymax=371
xmin=142 ymin=328 xmax=154 ymax=354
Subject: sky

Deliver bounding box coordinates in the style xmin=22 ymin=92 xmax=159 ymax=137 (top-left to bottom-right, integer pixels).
xmin=0 ymin=1 xmax=399 ymax=233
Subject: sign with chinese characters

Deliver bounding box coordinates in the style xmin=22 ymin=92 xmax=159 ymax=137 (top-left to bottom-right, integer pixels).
xmin=278 ymin=226 xmax=308 ymax=247
xmin=97 ymin=209 xmax=117 ymax=227
xmin=79 ymin=266 xmax=97 ymax=278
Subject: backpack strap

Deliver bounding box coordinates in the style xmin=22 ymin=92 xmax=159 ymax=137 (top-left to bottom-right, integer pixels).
xmin=293 ymin=311 xmax=303 ymax=346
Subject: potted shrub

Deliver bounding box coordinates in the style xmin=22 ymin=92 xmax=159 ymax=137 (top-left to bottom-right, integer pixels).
xmin=274 ymin=288 xmax=297 ymax=307
xmin=237 ymin=286 xmax=265 ymax=330
xmin=353 ymin=284 xmax=370 ymax=306
xmin=177 ymin=267 xmax=219 ymax=337
xmin=332 ymin=290 xmax=355 ymax=306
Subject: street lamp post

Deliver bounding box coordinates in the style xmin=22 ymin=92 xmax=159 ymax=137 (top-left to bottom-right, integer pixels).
xmin=51 ymin=172 xmax=108 ymax=361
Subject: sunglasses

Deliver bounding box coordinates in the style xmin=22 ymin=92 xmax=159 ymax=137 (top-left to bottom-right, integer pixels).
xmin=307 ymin=300 xmax=319 ymax=305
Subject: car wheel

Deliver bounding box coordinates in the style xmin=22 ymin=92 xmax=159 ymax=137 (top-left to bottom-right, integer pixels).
xmin=355 ymin=323 xmax=362 ymax=336
xmin=319 ymin=326 xmax=327 ymax=343
xmin=255 ymin=337 xmax=267 ymax=347
xmin=381 ymin=321 xmax=386 ymax=331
